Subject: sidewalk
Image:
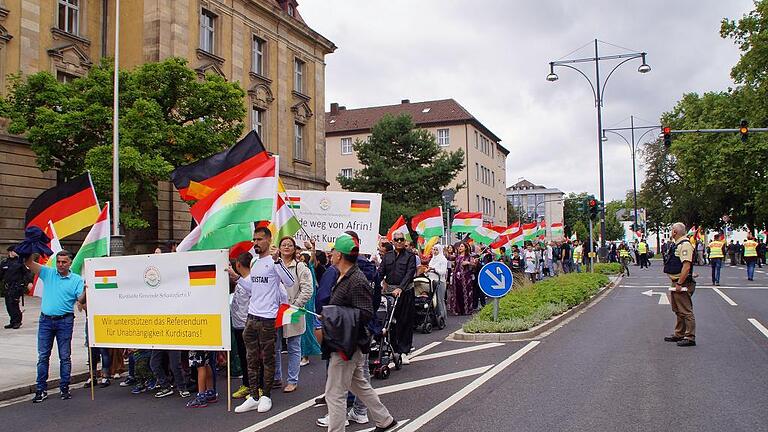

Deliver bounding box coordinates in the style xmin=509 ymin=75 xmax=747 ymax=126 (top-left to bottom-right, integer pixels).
xmin=0 ymin=296 xmax=89 ymax=400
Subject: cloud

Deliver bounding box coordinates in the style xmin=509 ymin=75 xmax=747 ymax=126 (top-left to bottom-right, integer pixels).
xmin=301 ymin=0 xmax=754 ymax=201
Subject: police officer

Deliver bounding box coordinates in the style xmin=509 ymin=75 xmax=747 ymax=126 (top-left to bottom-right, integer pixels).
xmin=663 ymin=223 xmax=696 ymax=347
xmin=744 ymin=233 xmax=759 ymax=281
xmin=638 ymin=238 xmax=649 ymax=269
xmin=1 ymin=246 xmax=32 ymax=329
xmin=708 ymin=233 xmax=725 ymax=286
xmin=618 ymin=242 xmax=632 ymax=276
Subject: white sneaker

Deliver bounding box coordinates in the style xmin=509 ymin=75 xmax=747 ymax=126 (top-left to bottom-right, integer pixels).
xmin=257 ymin=396 xmax=272 ymax=413
xmin=400 ymin=353 xmax=410 ymax=365
xmin=316 ymin=414 xmax=349 ymax=427
xmin=234 ymin=396 xmax=260 ymax=413
xmin=348 ymin=408 xmax=369 ymax=424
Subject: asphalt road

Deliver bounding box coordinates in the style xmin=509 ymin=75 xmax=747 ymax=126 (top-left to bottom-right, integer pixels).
xmin=1 ymin=262 xmax=767 ymax=431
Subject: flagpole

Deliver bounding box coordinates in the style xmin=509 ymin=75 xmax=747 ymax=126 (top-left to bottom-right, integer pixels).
xmin=111 ymin=0 xmax=124 ymax=256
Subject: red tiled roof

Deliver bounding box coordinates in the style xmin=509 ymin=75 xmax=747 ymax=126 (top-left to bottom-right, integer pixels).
xmin=326 ymin=99 xmax=504 ymax=148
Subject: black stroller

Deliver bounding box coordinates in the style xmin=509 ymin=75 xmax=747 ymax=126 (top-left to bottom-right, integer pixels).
xmin=413 ymin=270 xmax=446 ymax=333
xmin=369 ymin=293 xmax=402 ymax=379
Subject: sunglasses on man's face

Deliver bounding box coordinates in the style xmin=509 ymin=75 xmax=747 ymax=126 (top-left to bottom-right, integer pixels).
xmin=394 ymin=238 xmax=405 ymax=242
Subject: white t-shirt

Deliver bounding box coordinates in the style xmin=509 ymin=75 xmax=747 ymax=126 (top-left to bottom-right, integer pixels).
xmin=238 ymin=255 xmax=294 ymax=319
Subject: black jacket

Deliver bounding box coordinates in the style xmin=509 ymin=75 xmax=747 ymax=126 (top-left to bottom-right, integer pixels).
xmin=380 ymin=250 xmax=416 ymax=290
xmin=0 ymin=256 xmax=32 ymax=296
xmin=321 ymin=305 xmax=370 ymax=359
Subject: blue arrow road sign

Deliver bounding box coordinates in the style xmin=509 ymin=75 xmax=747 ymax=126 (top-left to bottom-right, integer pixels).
xmin=478 ymin=262 xmax=514 ymax=298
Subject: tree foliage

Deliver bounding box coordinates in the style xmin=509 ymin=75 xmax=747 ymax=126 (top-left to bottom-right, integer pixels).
xmin=4 ymin=57 xmax=246 ymax=228
xmin=638 ymin=1 xmax=768 ymax=231
xmin=337 ymin=114 xmax=465 ymax=233
xmin=563 ymin=192 xmax=590 ymax=236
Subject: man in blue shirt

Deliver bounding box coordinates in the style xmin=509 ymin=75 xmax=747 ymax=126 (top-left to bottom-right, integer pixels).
xmin=25 ymin=250 xmax=85 ymax=403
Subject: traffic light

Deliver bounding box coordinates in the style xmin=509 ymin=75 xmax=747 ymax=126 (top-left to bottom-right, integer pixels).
xmin=662 ymin=126 xmax=672 ymax=147
xmin=739 ymin=119 xmax=748 ymax=142
xmin=588 ymin=199 xmax=598 ymax=220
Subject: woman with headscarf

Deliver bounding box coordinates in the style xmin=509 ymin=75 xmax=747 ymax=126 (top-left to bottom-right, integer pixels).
xmin=427 ymin=244 xmax=448 ymax=323
xmin=448 ymin=242 xmax=475 ymax=315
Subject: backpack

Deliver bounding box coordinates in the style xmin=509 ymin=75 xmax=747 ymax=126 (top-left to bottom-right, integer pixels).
xmin=663 ymin=239 xmax=690 ymax=278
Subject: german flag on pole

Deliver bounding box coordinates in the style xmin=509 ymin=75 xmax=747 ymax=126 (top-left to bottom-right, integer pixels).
xmin=170 ymin=131 xmax=269 ymax=206
xmin=188 ymin=264 xmax=217 ymax=287
xmin=25 ymin=173 xmax=100 ymax=240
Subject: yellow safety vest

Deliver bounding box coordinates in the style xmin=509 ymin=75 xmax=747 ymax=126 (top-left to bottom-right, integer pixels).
xmin=573 ymin=247 xmax=583 ymax=261
xmin=619 ymin=249 xmax=630 ymax=258
xmin=709 ymin=240 xmax=724 ymax=259
xmin=745 ymin=240 xmax=758 ymax=257
xmin=638 ymin=242 xmax=647 ymax=254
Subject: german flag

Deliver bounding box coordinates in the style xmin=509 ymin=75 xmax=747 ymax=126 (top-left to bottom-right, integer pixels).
xmin=25 ymin=173 xmax=100 ymax=239
xmin=170 ymin=131 xmax=268 ymax=204
xmin=188 ymin=264 xmax=216 ymax=287
xmin=350 ymin=199 xmax=371 ymax=213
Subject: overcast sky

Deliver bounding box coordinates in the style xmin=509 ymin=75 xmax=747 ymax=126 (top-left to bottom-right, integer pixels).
xmin=300 ymin=0 xmax=755 ymax=202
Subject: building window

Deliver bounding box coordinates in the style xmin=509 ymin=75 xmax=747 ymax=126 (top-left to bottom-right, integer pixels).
xmin=58 ymin=0 xmax=80 ymax=35
xmin=56 ymin=70 xmax=78 ymax=84
xmin=340 ymin=168 xmax=353 ymax=179
xmin=476 ymin=195 xmax=480 ymax=211
xmin=251 ymin=107 xmax=264 ymax=141
xmin=491 ymin=171 xmax=495 ymax=187
xmin=437 ymin=128 xmax=450 ymax=147
xmin=474 ymin=131 xmax=479 ymax=149
xmin=252 ymin=36 xmax=265 ymax=75
xmin=288 ymin=4 xmax=295 ymax=16
xmin=294 ymin=58 xmax=305 ymax=93
xmin=294 ymin=123 xmax=304 ymax=160
xmin=341 ymin=137 xmax=353 ymax=155
xmin=200 ymin=9 xmax=216 ymax=53
xmin=475 ymin=163 xmax=479 ymax=181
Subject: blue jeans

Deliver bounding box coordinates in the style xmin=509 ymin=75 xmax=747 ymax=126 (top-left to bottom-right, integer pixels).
xmin=747 ymin=259 xmax=756 ymax=280
xmin=275 ymin=329 xmax=301 ymax=385
xmin=37 ymin=314 xmax=75 ymax=392
xmin=91 ymin=348 xmax=111 ymax=375
xmin=710 ymin=258 xmax=722 ymax=284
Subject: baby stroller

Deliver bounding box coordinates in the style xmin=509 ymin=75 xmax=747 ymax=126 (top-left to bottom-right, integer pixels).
xmin=413 ymin=271 xmax=443 ymax=333
xmin=369 ymin=293 xmax=401 ymax=379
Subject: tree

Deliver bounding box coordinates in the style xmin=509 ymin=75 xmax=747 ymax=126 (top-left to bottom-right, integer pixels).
xmin=4 ymin=57 xmax=246 ymax=229
xmin=563 ymin=192 xmax=590 ymax=236
xmin=337 ymin=114 xmax=465 ymax=233
xmin=571 ymin=220 xmax=588 ymax=243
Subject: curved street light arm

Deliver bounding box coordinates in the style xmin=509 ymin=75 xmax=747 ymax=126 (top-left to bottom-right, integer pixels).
xmin=604 ymin=129 xmax=632 ymax=152
xmin=637 ymin=126 xmax=660 ymax=144
xmin=599 ymin=55 xmax=643 ymax=102
xmin=552 ymin=63 xmax=598 ymax=104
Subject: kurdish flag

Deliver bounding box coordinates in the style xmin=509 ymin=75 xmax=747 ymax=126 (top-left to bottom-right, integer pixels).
xmin=423 ymin=236 xmax=441 ymax=256
xmin=94 ymin=269 xmax=118 ymax=289
xmin=286 ymin=196 xmax=301 ymax=210
xmin=30 ymin=220 xmax=62 ymax=297
xmin=71 ymin=204 xmax=110 ymax=276
xmin=25 ymin=173 xmax=100 ymax=239
xmin=387 ymin=215 xmax=411 ymax=241
xmin=522 ymin=222 xmax=538 ymax=241
xmin=411 ymin=207 xmax=443 ymax=239
xmin=470 ymin=225 xmax=500 ymax=245
xmin=551 ymin=222 xmax=564 ymax=239
xmin=507 ymin=226 xmax=525 ymax=246
xmin=276 ymin=303 xmax=306 ymax=328
xmin=570 ymin=232 xmax=578 ymax=241
xmin=350 ymin=199 xmax=371 ymax=213
xmin=490 ymin=235 xmax=510 ymax=256
xmin=451 ymin=212 xmax=482 ymax=233
xmin=536 ymin=220 xmax=547 ymax=239
xmin=271 ymin=195 xmax=302 ymax=244
xmin=188 ymin=264 xmax=216 ymax=287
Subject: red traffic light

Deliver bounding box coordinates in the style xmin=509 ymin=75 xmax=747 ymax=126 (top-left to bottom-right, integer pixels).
xmin=589 ymin=199 xmax=597 ymax=207
xmin=662 ymin=126 xmax=671 ymax=135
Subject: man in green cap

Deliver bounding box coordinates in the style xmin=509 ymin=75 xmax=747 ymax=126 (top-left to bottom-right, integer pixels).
xmin=322 ymin=233 xmax=397 ymax=432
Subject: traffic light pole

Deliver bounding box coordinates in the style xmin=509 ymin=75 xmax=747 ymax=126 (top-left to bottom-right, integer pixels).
xmin=589 ymin=218 xmax=594 ymax=272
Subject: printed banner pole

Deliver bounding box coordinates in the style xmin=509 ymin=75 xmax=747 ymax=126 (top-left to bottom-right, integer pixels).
xmin=227 ymin=351 xmax=231 ymax=412
xmin=88 ymin=346 xmax=95 ymax=401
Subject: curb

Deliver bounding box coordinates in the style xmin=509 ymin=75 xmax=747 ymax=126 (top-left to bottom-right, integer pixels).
xmin=0 ymin=372 xmax=91 ymax=402
xmin=450 ymin=274 xmax=624 ymax=342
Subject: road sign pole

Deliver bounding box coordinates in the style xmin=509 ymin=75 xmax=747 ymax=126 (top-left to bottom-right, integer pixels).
xmin=589 ymin=218 xmax=594 ymax=272
xmin=493 ymin=298 xmax=499 ymax=322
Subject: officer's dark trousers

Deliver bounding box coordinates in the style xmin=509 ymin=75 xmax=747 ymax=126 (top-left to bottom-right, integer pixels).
xmin=5 ymin=291 xmax=22 ymax=326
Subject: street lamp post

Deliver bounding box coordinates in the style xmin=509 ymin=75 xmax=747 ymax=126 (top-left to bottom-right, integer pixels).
xmin=547 ymin=39 xmax=650 ymax=248
xmin=602 ymin=116 xmax=660 ymax=238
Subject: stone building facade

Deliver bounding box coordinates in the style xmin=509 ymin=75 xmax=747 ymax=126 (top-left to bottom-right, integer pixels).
xmin=0 ymin=0 xmax=335 ymax=252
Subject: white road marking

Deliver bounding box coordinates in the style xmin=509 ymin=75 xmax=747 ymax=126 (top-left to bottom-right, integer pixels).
xmin=408 ymin=341 xmax=441 ymax=360
xmin=238 ymin=365 xmax=493 ymax=432
xmin=712 ymin=287 xmax=738 ymax=306
xmin=622 ymin=285 xmax=670 ymax=288
xmin=641 ymin=289 xmax=670 ymax=305
xmin=718 ymin=286 xmax=768 ymax=290
xmin=409 ymin=343 xmax=504 ymax=362
xmin=748 ymin=318 xmax=768 ymax=339
xmin=399 ymin=341 xmax=540 ymax=432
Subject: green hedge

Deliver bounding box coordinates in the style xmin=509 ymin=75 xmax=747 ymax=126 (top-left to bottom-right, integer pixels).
xmin=593 ymin=262 xmax=623 ymax=275
xmin=463 ymin=272 xmax=610 ymax=333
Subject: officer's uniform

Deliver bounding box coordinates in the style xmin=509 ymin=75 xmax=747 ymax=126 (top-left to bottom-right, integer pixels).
xmin=708 ymin=238 xmax=725 ymax=285
xmin=669 ymin=239 xmax=695 ymax=341
xmin=638 ymin=241 xmax=649 ymax=269
xmin=744 ymin=238 xmax=758 ymax=281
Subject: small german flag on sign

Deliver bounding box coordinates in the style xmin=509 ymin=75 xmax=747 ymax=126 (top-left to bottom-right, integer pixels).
xmin=350 ymin=199 xmax=371 ymax=213
xmin=188 ymin=264 xmax=216 ymax=287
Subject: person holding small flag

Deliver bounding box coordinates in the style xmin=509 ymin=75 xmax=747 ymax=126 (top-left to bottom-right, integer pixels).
xmin=231 ymin=226 xmax=294 ymax=414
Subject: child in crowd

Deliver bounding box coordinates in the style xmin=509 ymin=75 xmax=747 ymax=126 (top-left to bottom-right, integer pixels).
xmin=129 ymin=349 xmax=154 ymax=394
xmin=185 ymin=351 xmax=217 ymax=408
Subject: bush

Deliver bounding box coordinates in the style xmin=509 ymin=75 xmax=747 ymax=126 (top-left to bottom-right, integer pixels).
xmin=463 ymin=272 xmax=610 ymax=333
xmin=593 ymin=263 xmax=623 ymax=275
